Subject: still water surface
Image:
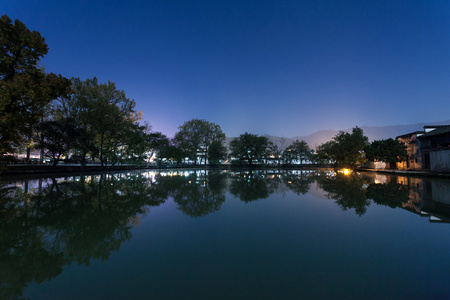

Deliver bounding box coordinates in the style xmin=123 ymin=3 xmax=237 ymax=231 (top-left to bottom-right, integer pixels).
xmin=1 ymin=169 xmax=450 ymax=299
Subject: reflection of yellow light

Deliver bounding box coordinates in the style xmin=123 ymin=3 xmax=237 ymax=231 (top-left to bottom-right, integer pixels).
xmin=342 ymin=169 xmax=351 ymax=175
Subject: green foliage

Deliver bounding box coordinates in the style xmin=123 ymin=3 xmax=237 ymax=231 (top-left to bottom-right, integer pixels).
xmin=317 ymin=127 xmax=369 ymax=169
xmin=158 ymin=144 xmax=184 ymax=166
xmin=0 ymin=15 xmax=71 ymax=160
xmin=229 ymin=132 xmax=269 ymax=165
xmin=265 ymin=138 xmax=288 ymax=165
xmin=365 ymin=138 xmax=408 ymax=168
xmin=285 ymin=140 xmax=312 ymax=165
xmin=0 ymin=15 xmax=48 ymax=81
xmin=55 ymin=77 xmax=142 ymax=167
xmin=208 ymin=140 xmax=227 ymax=165
xmin=37 ymin=118 xmax=79 ymax=165
xmin=174 ymin=118 xmax=225 ymax=165
xmin=146 ymin=131 xmax=169 ymax=160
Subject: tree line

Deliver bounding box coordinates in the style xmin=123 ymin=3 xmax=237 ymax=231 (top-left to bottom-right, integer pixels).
xmin=0 ymin=15 xmax=407 ymax=169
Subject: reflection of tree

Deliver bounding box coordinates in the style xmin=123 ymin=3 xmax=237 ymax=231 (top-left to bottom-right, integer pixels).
xmin=171 ymin=171 xmax=227 ymax=217
xmin=0 ymin=172 xmax=167 ymax=299
xmin=366 ymin=182 xmax=410 ymax=208
xmin=229 ymin=171 xmax=273 ymax=202
xmin=282 ymin=171 xmax=315 ymax=195
xmin=317 ymin=174 xmax=370 ymax=216
xmin=0 ymin=206 xmax=66 ymax=300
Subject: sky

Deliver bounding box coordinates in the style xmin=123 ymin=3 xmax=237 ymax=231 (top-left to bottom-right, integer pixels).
xmin=3 ymin=0 xmax=450 ymax=138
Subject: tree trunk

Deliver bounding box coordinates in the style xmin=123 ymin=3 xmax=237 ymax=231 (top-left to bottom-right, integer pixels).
xmin=40 ymin=147 xmax=44 ymax=164
xmin=26 ymin=147 xmax=31 ymax=164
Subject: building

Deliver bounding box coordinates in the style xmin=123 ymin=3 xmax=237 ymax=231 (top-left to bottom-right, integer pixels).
xmin=396 ymin=125 xmax=450 ymax=173
xmin=396 ymin=131 xmax=424 ymax=171
xmin=417 ymin=125 xmax=450 ymax=173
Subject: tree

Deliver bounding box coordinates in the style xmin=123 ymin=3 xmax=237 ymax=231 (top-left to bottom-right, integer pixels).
xmin=112 ymin=122 xmax=149 ymax=166
xmin=365 ymin=138 xmax=408 ymax=169
xmin=174 ymin=119 xmax=225 ymax=165
xmin=229 ymin=132 xmax=269 ymax=165
xmin=55 ymin=77 xmax=141 ymax=167
xmin=285 ymin=140 xmax=312 ymax=165
xmin=158 ymin=144 xmax=184 ymax=166
xmin=146 ymin=131 xmax=170 ymax=164
xmin=266 ymin=137 xmax=287 ymax=165
xmin=37 ymin=118 xmax=79 ymax=165
xmin=0 ymin=15 xmax=71 ymax=161
xmin=208 ymin=140 xmax=227 ymax=165
xmin=0 ymin=15 xmax=48 ymax=81
xmin=317 ymin=127 xmax=368 ymax=169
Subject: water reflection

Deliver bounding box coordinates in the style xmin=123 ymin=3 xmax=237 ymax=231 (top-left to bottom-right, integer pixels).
xmin=317 ymin=173 xmax=371 ymax=216
xmin=229 ymin=171 xmax=273 ymax=202
xmin=1 ymin=169 xmax=450 ymax=299
xmin=0 ymin=172 xmax=165 ymax=300
xmin=228 ymin=170 xmax=317 ymax=202
xmin=170 ymin=171 xmax=227 ymax=217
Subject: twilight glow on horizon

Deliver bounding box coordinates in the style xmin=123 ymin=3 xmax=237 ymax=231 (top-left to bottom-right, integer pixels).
xmin=3 ymin=0 xmax=450 ymax=138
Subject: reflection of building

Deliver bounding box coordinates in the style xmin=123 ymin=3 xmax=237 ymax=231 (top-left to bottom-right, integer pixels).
xmin=363 ymin=172 xmax=450 ymax=223
xmin=397 ymin=175 xmax=450 ymax=223
xmin=395 ymin=175 xmax=424 ymax=210
xmin=396 ymin=125 xmax=450 ymax=172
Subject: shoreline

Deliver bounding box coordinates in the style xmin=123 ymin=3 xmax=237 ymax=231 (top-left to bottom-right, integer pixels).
xmin=358 ymin=168 xmax=450 ymax=178
xmin=1 ymin=163 xmax=332 ymax=177
xmin=2 ymin=164 xmax=450 ymax=179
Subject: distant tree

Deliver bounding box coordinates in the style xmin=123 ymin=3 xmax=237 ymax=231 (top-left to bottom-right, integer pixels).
xmin=146 ymin=131 xmax=170 ymax=163
xmin=365 ymin=138 xmax=408 ymax=169
xmin=158 ymin=144 xmax=184 ymax=166
xmin=285 ymin=140 xmax=312 ymax=165
xmin=174 ymin=119 xmax=225 ymax=165
xmin=208 ymin=140 xmax=227 ymax=165
xmin=229 ymin=132 xmax=269 ymax=165
xmin=267 ymin=137 xmax=287 ymax=165
xmin=281 ymin=148 xmax=296 ymax=164
xmin=0 ymin=15 xmax=71 ymax=161
xmin=317 ymin=127 xmax=369 ymax=169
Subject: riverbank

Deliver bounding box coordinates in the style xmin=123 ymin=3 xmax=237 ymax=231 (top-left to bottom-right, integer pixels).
xmin=3 ymin=164 xmax=449 ymax=179
xmin=0 ymin=163 xmax=333 ymax=177
xmin=359 ymin=168 xmax=450 ymax=178
xmin=0 ymin=164 xmax=151 ymax=176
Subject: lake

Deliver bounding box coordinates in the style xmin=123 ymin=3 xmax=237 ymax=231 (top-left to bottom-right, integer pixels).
xmin=1 ymin=169 xmax=450 ymax=299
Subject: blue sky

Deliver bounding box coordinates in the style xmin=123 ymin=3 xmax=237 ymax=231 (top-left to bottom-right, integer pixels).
xmin=3 ymin=0 xmax=450 ymax=138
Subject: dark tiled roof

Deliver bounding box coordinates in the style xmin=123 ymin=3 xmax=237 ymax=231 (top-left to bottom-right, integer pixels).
xmin=396 ymin=131 xmax=424 ymax=139
xmin=418 ymin=125 xmax=450 ymax=138
xmin=423 ymin=125 xmax=450 ymax=129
